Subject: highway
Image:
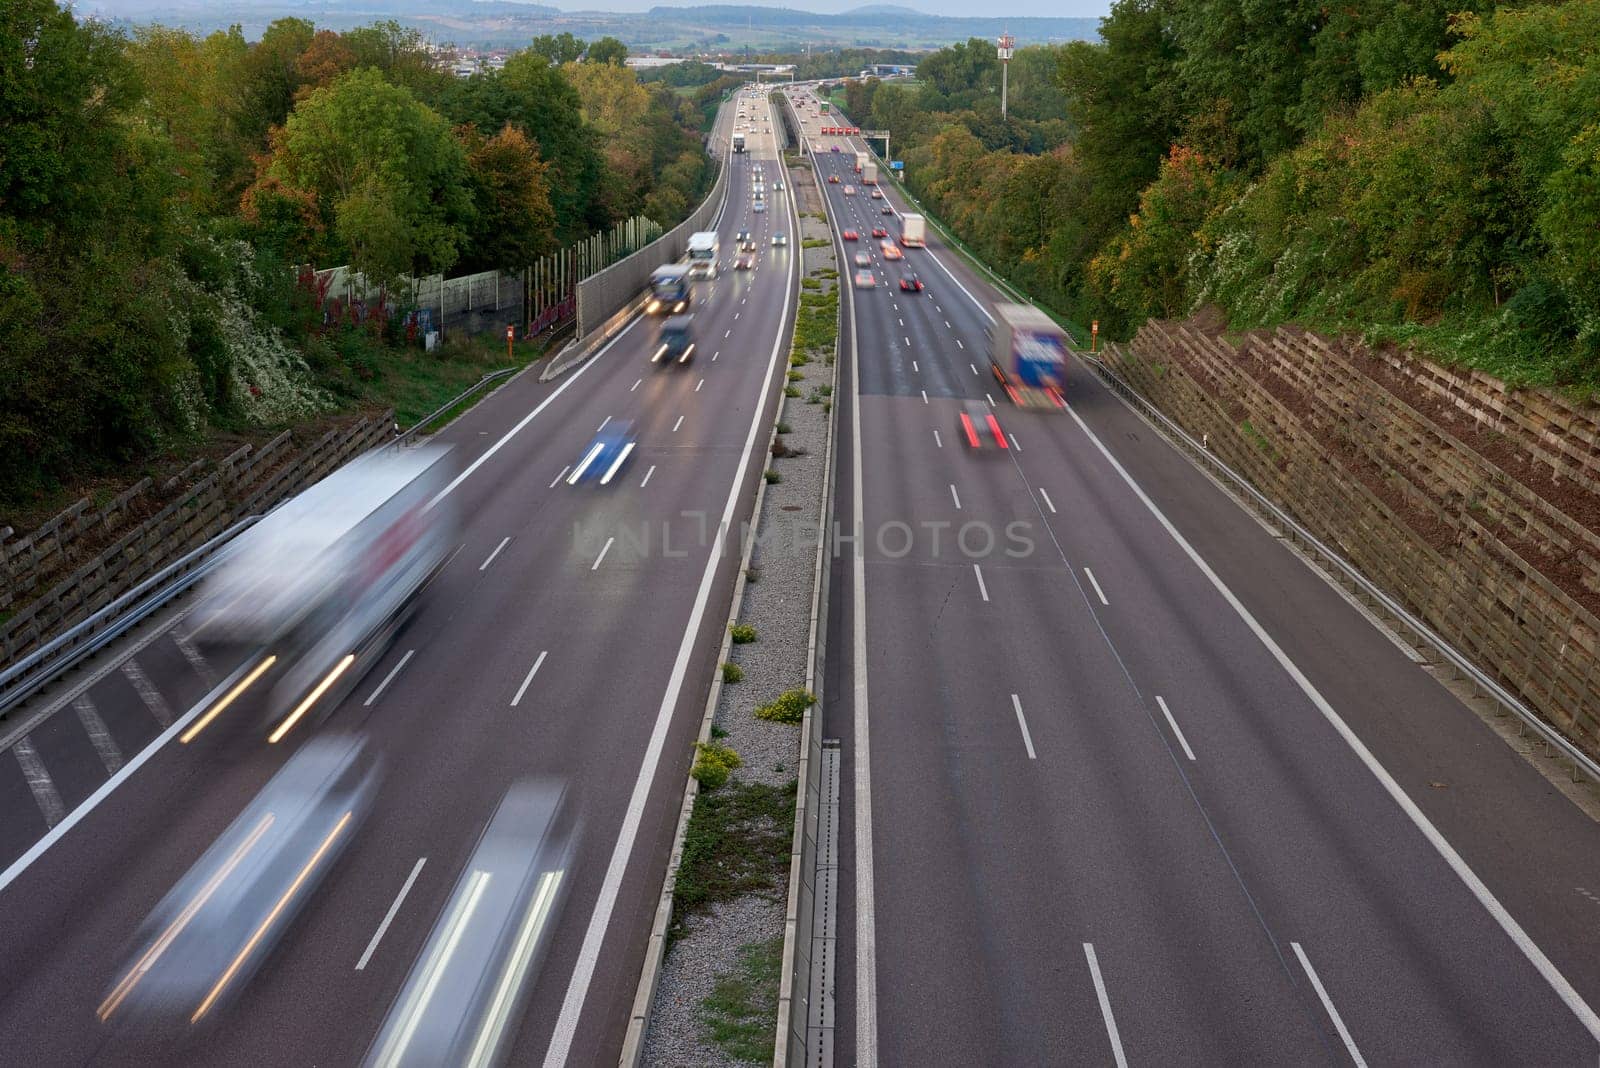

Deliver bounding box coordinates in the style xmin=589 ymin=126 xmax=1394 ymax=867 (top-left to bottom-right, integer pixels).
xmin=791 ymin=88 xmax=1600 ymax=1066
xmin=0 ymin=91 xmax=797 ymax=1065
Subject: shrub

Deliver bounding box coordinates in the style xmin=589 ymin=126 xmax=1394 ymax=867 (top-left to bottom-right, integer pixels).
xmin=784 ymin=385 xmax=802 ymax=397
xmin=776 ymin=421 xmax=793 ymax=433
xmin=755 ymin=688 xmax=815 ymax=724
xmin=692 ymin=741 xmax=742 ymax=790
xmin=730 ymin=623 xmax=758 ymax=643
xmin=721 ymin=662 xmax=745 ymax=683
xmin=764 ymin=468 xmax=782 ymax=483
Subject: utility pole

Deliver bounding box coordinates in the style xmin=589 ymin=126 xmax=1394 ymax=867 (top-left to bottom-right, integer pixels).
xmin=998 ymin=32 xmax=1014 ymax=120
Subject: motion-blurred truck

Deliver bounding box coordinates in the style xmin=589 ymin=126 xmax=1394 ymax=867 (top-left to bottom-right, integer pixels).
xmin=648 ymin=264 xmax=691 ymax=315
xmin=863 ymin=162 xmax=878 ymax=185
xmin=989 ymin=302 xmax=1069 ymax=409
xmin=733 ymin=130 xmax=746 ymax=154
xmin=855 ymin=151 xmax=866 ymax=174
xmin=899 ymin=214 xmax=926 ymax=248
xmin=191 ymin=446 xmax=458 ymax=734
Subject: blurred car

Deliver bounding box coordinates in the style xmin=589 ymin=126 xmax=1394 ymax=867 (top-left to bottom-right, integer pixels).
xmin=828 ymin=174 xmax=840 ymax=184
xmin=363 ymin=781 xmax=575 ymax=1068
xmin=736 ymin=230 xmax=755 ymax=251
xmin=99 ymin=734 xmax=381 ymax=1031
xmin=853 ymin=269 xmax=877 ymax=289
xmin=830 ymin=145 xmax=841 ymax=152
xmin=842 ymin=229 xmax=858 ymax=241
xmin=960 ymin=400 xmax=1009 ymax=450
xmin=881 ymin=243 xmax=904 ymax=261
xmin=871 ymin=189 xmax=884 ymax=199
xmin=772 ymin=232 xmax=788 ymax=247
xmin=775 ymin=179 xmax=785 ymax=190
xmin=568 ymin=418 xmax=639 ymax=485
xmin=880 ymin=205 xmax=894 ymax=214
xmin=753 ymin=201 xmax=765 ymax=213
xmin=871 ymin=226 xmax=888 ymax=238
xmin=898 ymin=274 xmax=924 ymax=292
xmin=843 ymin=185 xmax=856 ymax=196
xmin=854 ymin=251 xmax=871 ymax=267
xmin=735 ymin=252 xmax=755 ymax=270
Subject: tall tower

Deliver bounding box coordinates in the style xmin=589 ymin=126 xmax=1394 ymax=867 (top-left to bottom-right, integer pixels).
xmin=998 ymin=32 xmax=1014 ymax=120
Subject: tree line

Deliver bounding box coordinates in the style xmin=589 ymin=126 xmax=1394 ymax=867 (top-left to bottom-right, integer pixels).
xmin=0 ymin=4 xmax=721 ymax=504
xmin=849 ymin=0 xmax=1600 ymax=390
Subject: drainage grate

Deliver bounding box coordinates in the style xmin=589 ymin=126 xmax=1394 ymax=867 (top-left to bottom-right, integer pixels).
xmin=808 ymin=739 xmax=842 ymax=1066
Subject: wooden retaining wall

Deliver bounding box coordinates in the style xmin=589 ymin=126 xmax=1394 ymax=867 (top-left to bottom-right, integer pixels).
xmin=0 ymin=412 xmax=394 ymax=666
xmin=1106 ymin=323 xmax=1600 ymax=757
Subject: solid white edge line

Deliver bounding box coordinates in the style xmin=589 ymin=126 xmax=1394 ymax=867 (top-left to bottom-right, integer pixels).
xmin=973 ymin=563 xmax=989 ymax=603
xmin=1084 ymin=943 xmax=1129 ymax=1068
xmin=364 ymin=649 xmax=416 ymax=708
xmin=479 ymin=536 xmax=511 ymax=571
xmin=1292 ymin=942 xmax=1369 ymax=1068
xmin=1039 ymin=487 xmax=1057 ymax=514
xmin=1066 ymin=404 xmax=1600 ymax=1044
xmin=541 ymin=120 xmax=800 ymax=1067
xmin=511 ymin=650 xmax=549 ymax=707
xmin=357 ymin=858 xmax=427 ymax=971
xmin=1084 ymin=567 xmax=1110 ymax=606
xmin=1155 ymin=696 xmax=1197 ymax=762
xmin=0 ymin=660 xmax=253 ymax=897
xmin=1011 ymin=694 xmax=1036 ymax=760
xmin=590 ymin=537 xmax=615 ymax=572
xmin=428 ymin=318 xmax=637 ymax=510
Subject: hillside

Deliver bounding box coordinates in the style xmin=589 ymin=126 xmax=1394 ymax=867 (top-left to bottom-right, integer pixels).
xmin=86 ymin=0 xmax=1099 ymax=48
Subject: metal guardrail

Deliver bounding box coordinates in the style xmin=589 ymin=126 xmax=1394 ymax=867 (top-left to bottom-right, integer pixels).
xmin=0 ymin=514 xmax=263 ymax=717
xmin=1081 ymin=350 xmax=1600 ymax=786
xmin=394 ymin=367 xmax=519 ymax=445
xmin=1 ymin=357 xmax=528 ymax=719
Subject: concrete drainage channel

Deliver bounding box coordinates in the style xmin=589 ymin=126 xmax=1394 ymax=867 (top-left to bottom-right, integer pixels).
xmin=628 ymin=158 xmax=840 ymax=1067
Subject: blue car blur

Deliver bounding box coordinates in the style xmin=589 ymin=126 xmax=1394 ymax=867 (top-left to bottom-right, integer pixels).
xmin=567 ymin=419 xmax=637 ymax=486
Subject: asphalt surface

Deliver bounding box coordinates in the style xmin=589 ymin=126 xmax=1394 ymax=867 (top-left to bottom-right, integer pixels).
xmin=0 ymin=90 xmax=798 ymax=1066
xmin=793 ymin=88 xmax=1600 ymax=1066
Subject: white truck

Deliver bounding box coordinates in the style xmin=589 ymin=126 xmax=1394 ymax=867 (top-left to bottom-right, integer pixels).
xmin=863 ymin=162 xmax=878 ymax=185
xmin=989 ymin=302 xmax=1069 ymax=409
xmin=899 ymin=213 xmax=926 ymax=248
xmin=687 ymin=231 xmax=720 ymax=280
xmin=733 ymin=130 xmax=746 ymax=154
xmin=854 ymin=150 xmax=867 ymax=174
xmin=191 ymin=446 xmax=458 ymax=730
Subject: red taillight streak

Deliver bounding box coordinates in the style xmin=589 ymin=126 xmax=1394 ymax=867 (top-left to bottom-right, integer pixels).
xmin=987 ymin=415 xmax=1008 ymax=448
xmin=959 ymin=413 xmax=980 ymax=448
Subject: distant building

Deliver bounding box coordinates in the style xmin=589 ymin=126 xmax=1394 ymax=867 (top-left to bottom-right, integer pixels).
xmin=625 ymin=56 xmax=688 ymax=69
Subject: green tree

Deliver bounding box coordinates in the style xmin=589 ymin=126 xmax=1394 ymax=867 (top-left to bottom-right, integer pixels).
xmin=529 ymin=32 xmax=585 ymax=65
xmin=586 ymin=36 xmax=628 ymax=67
xmin=258 ymin=68 xmax=471 ymax=283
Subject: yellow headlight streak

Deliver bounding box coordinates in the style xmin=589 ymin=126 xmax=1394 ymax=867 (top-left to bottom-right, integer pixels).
xmin=190 ymin=810 xmax=353 ymax=1024
xmin=464 ymin=869 xmax=565 ymax=1068
xmin=98 ymin=812 xmax=277 ymax=1021
xmin=181 ymin=656 xmax=278 ymax=744
xmin=267 ymin=654 xmax=355 ymax=744
xmin=370 ymin=870 xmax=493 ymax=1068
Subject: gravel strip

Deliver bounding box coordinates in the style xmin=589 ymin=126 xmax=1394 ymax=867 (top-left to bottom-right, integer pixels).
xmin=642 ymin=163 xmax=838 ymax=1067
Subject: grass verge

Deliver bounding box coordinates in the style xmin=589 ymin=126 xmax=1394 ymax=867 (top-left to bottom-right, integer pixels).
xmin=700 ymin=935 xmax=784 ymax=1064
xmin=672 ymin=779 xmax=797 ymax=929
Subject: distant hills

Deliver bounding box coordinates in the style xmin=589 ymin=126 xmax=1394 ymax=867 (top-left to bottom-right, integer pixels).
xmin=85 ymin=0 xmax=1100 ymax=50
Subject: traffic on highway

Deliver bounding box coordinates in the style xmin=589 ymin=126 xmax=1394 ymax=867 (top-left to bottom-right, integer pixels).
xmin=3 ymin=68 xmax=1600 ymax=1068
xmin=0 ymin=88 xmax=799 ymax=1066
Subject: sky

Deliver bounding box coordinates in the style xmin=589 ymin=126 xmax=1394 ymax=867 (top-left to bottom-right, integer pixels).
xmin=94 ymin=0 xmax=1114 ymax=20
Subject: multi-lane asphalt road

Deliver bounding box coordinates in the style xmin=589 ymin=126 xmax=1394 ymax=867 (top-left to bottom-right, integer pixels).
xmin=791 ymin=88 xmax=1600 ymax=1066
xmin=0 ymin=92 xmax=798 ymax=1065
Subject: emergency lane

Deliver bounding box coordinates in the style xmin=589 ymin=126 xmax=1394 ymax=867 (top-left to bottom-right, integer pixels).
xmin=0 ymin=88 xmax=800 ymax=1067
xmin=798 ymin=86 xmax=1600 ymax=1066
